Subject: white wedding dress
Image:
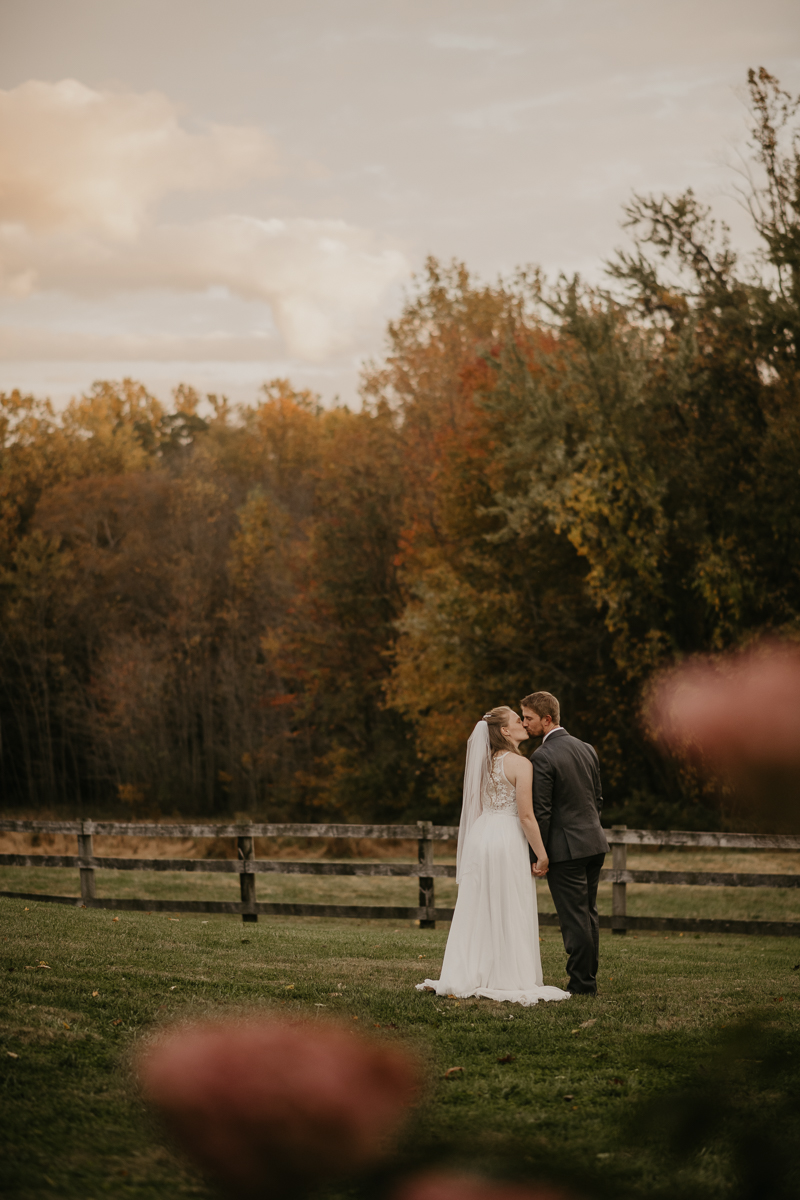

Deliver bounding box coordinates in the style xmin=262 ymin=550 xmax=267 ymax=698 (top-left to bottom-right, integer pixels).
xmin=417 ymin=752 xmax=570 ymax=1006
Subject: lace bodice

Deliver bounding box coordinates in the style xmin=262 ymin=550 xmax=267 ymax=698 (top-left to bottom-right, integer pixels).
xmin=484 ymin=753 xmax=518 ymax=813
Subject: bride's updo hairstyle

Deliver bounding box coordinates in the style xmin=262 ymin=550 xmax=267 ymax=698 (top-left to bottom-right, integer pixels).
xmin=482 ymin=706 xmax=522 ymax=756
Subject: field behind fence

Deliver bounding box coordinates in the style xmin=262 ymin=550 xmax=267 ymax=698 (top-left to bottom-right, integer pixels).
xmin=1 ymin=819 xmax=799 ymax=936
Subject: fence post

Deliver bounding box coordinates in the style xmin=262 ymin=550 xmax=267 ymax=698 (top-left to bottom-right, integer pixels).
xmin=417 ymin=820 xmax=435 ymax=929
xmin=611 ymin=824 xmax=627 ymax=935
xmin=238 ymin=834 xmax=258 ymax=923
xmin=77 ymin=820 xmax=96 ymax=906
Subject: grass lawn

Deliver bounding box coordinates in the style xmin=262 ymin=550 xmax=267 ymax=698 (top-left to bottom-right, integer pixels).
xmin=2 ymin=896 xmax=799 ymax=1200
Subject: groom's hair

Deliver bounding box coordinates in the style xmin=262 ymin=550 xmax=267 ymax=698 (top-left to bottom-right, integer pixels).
xmin=520 ymin=691 xmax=560 ymax=724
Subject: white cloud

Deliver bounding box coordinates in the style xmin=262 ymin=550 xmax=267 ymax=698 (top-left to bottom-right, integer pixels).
xmin=0 ymin=79 xmax=278 ymax=237
xmin=0 ymin=215 xmax=407 ymax=359
xmin=0 ymin=80 xmax=410 ymax=361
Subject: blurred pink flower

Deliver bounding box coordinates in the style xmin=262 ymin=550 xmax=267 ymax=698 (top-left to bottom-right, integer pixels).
xmin=645 ymin=640 xmax=800 ymax=826
xmin=136 ymin=1017 xmax=421 ymax=1198
xmin=392 ymin=1171 xmax=575 ymax=1200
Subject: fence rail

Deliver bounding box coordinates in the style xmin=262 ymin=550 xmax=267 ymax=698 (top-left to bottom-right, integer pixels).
xmin=1 ymin=819 xmax=799 ymax=935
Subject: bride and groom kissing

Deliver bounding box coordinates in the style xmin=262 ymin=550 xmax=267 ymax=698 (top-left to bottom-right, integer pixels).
xmin=418 ymin=691 xmax=609 ymax=1006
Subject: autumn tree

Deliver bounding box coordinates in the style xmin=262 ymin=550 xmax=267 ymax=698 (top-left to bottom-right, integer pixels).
xmin=361 ymin=262 xmax=602 ymax=812
xmin=0 ymin=377 xmax=423 ymax=819
xmin=378 ymin=69 xmax=800 ymax=826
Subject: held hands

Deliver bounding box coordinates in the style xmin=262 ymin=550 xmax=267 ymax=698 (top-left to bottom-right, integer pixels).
xmin=531 ymin=856 xmax=549 ymax=877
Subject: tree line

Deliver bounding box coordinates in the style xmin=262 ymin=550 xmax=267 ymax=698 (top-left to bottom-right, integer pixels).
xmin=2 ymin=68 xmax=798 ymax=828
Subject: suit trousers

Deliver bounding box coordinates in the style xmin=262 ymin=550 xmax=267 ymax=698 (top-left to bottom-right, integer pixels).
xmin=546 ymin=853 xmax=605 ymax=994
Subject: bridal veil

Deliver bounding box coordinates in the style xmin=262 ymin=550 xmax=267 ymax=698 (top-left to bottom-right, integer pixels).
xmin=456 ymin=719 xmax=491 ymax=882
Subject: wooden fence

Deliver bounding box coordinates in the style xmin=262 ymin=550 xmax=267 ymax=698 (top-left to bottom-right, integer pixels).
xmin=1 ymin=819 xmax=799 ymax=936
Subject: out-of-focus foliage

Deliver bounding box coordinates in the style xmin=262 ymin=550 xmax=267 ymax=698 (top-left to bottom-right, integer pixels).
xmin=1 ymin=68 xmax=798 ymax=826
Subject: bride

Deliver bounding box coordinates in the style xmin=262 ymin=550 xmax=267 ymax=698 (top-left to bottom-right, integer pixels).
xmin=417 ymin=707 xmax=570 ymax=1006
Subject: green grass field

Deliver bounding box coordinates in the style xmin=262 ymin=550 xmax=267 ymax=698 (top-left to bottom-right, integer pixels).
xmin=2 ymin=895 xmax=799 ymax=1200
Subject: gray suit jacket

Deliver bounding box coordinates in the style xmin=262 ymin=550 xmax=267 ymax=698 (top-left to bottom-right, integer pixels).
xmin=532 ymin=727 xmax=609 ymax=862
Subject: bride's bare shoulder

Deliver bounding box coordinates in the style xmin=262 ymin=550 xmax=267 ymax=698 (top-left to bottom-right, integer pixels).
xmin=501 ymin=753 xmax=532 ymax=782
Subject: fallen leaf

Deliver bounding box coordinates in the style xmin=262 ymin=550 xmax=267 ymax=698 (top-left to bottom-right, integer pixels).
xmin=563 ymin=1094 xmax=574 ymax=1101
xmin=580 ymin=1018 xmax=597 ymax=1029
xmin=284 ymin=984 xmax=294 ymax=990
xmin=168 ymin=918 xmax=180 ymax=922
xmin=62 ymin=1022 xmax=70 ymax=1030
xmin=418 ymin=955 xmax=426 ymax=960
xmin=7 ymin=1051 xmax=18 ymax=1059
xmin=446 ymin=993 xmax=458 ymax=999
xmin=169 ymin=986 xmax=177 ymax=991
xmin=444 ymin=1066 xmax=464 ymax=1078
xmin=112 ymin=1019 xmax=122 ymax=1026
xmin=611 ymin=1077 xmax=624 ymax=1085
xmin=24 ymin=907 xmax=29 ymax=911
xmin=497 ymin=1054 xmax=515 ymax=1064
xmin=38 ymin=962 xmax=50 ymax=969
xmin=112 ymin=918 xmax=119 ymax=923
xmin=92 ymin=990 xmax=99 ymax=997
xmin=351 ymin=1016 xmax=359 ymax=1021
xmin=422 ymin=985 xmax=436 ymax=993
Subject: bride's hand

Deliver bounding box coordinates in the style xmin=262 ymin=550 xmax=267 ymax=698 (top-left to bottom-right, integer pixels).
xmin=533 ymin=856 xmax=549 ymax=876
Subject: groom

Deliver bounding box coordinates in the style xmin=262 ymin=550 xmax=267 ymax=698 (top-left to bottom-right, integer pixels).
xmin=521 ymin=691 xmax=609 ymax=996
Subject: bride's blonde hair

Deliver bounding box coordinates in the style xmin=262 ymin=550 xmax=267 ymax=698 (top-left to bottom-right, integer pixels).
xmin=482 ymin=706 xmax=523 ymax=756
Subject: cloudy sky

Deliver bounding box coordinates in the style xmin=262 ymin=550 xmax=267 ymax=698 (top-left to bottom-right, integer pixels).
xmin=1 ymin=0 xmax=798 ymax=408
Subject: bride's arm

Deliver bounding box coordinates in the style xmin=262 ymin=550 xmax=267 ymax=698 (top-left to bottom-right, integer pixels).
xmin=505 ymin=756 xmax=549 ymax=873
